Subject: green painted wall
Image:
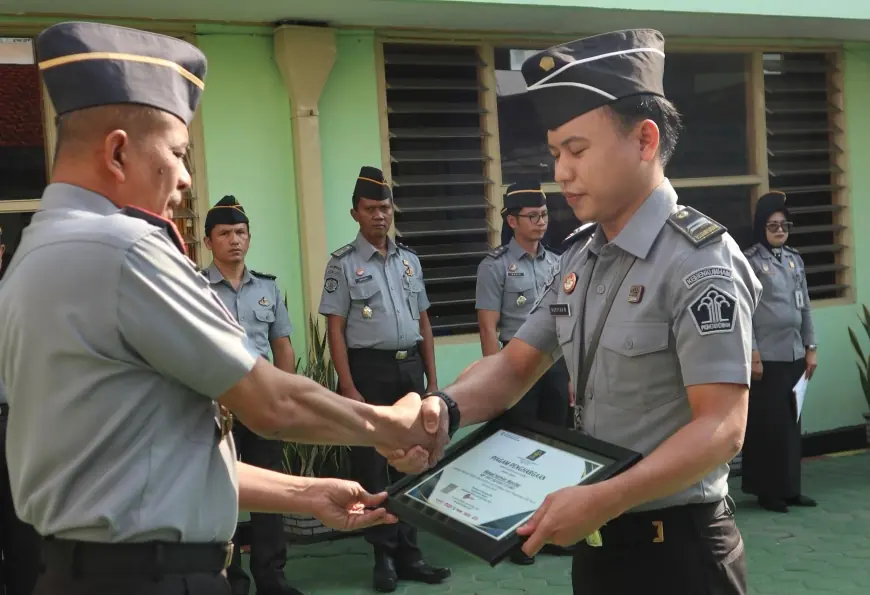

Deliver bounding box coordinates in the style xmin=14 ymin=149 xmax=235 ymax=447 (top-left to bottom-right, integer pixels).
xmin=402 ymin=0 xmax=870 ymax=21
xmin=196 ymin=33 xmax=307 ymax=356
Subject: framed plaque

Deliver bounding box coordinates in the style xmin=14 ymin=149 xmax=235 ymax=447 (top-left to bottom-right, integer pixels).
xmin=385 ymin=415 xmax=642 ymax=566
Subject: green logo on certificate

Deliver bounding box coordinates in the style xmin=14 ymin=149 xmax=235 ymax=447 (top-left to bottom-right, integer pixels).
xmin=527 ymin=449 xmax=546 ymax=461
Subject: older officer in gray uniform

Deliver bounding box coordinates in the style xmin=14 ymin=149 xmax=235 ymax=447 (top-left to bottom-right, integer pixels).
xmin=741 ymin=191 xmax=818 ymax=513
xmin=319 ymin=166 xmax=449 ymax=593
xmin=408 ymin=30 xmax=761 ymax=595
xmin=0 ymin=227 xmax=42 ymax=595
xmin=201 ymin=195 xmax=301 ymax=595
xmin=0 ymin=21 xmax=447 ymax=595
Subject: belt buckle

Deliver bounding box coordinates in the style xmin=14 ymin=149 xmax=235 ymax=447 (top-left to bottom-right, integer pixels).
xmin=395 ymin=350 xmax=408 ymax=360
xmin=223 ymin=542 xmax=234 ymax=570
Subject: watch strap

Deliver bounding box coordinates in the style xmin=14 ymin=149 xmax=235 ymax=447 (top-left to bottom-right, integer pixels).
xmin=425 ymin=391 xmax=460 ymax=437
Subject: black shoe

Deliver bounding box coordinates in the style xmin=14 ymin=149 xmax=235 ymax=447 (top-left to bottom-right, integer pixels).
xmin=786 ymin=495 xmax=818 ymax=507
xmin=373 ymin=552 xmax=398 ymax=593
xmin=395 ymin=559 xmax=452 ymax=584
xmin=758 ymin=496 xmax=788 ymax=513
xmin=509 ymin=548 xmax=536 ymax=565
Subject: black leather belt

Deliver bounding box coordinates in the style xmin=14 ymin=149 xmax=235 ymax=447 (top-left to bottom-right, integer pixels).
xmin=0 ymin=403 xmax=8 ymax=417
xmin=349 ymin=344 xmax=420 ymax=360
xmin=588 ymin=500 xmax=728 ymax=549
xmin=42 ymin=538 xmax=233 ymax=576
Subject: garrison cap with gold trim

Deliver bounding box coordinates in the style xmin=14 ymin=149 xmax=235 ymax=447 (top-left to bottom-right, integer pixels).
xmin=502 ymin=180 xmax=546 ymax=213
xmin=205 ymin=195 xmax=249 ymax=236
xmin=353 ymin=166 xmax=392 ymax=203
xmin=36 ymin=21 xmax=207 ymax=126
xmin=520 ymin=29 xmax=666 ymax=131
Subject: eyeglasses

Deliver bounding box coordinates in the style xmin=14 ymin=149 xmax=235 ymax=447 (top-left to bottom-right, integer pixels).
xmin=766 ymin=221 xmax=793 ymax=233
xmin=516 ymin=212 xmax=549 ymax=224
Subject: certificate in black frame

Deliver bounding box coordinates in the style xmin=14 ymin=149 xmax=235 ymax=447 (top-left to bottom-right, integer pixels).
xmin=384 ymin=414 xmax=643 ymax=566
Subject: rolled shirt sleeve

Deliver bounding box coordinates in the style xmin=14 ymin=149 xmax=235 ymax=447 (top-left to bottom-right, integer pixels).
xmin=413 ymin=254 xmax=431 ymax=313
xmin=671 ymin=239 xmax=761 ymax=388
xmin=117 ymin=231 xmax=258 ymax=400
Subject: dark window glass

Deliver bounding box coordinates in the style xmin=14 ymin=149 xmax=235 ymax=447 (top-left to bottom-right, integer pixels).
xmin=0 ymin=211 xmax=35 ymax=279
xmin=494 ymin=48 xmax=750 ymax=183
xmin=675 ymin=185 xmax=754 ymax=249
xmin=0 ymin=39 xmax=47 ymax=200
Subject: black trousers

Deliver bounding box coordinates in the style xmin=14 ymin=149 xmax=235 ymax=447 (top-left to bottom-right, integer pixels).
xmin=741 ymin=359 xmax=805 ymax=500
xmin=33 ymin=540 xmax=231 ymax=595
xmin=347 ymin=347 xmax=425 ymax=561
xmin=571 ymin=500 xmax=747 ymax=595
xmin=0 ymin=407 xmax=43 ymax=595
xmin=503 ymin=349 xmax=571 ymax=428
xmin=226 ymin=422 xmax=290 ymax=595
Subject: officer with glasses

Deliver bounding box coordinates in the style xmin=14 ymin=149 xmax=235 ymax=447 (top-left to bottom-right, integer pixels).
xmin=741 ymin=191 xmax=818 ymax=513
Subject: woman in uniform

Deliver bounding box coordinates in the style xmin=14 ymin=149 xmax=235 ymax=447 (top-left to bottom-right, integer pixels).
xmin=742 ymin=191 xmax=818 ymax=513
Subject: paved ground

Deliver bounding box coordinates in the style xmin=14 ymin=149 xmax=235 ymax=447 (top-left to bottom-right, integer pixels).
xmin=259 ymin=449 xmax=870 ymax=594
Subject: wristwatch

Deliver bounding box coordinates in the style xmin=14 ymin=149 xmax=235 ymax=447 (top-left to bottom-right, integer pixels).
xmin=425 ymin=391 xmax=461 ymax=438
xmin=807 ymin=344 xmax=818 ymax=351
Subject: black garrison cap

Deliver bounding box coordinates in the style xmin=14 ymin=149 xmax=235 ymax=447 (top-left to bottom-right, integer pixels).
xmin=520 ymin=29 xmax=666 ymax=131
xmin=205 ymin=195 xmax=249 ymax=236
xmin=502 ymin=180 xmax=546 ymax=213
xmin=501 ymin=180 xmax=547 ymax=245
xmin=353 ymin=166 xmax=392 ymax=205
xmin=36 ymin=21 xmax=207 ymax=126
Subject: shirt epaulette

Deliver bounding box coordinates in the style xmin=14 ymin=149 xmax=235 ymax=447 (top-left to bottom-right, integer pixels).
xmin=485 ymin=245 xmax=509 ymax=259
xmin=666 ymin=206 xmax=726 ymax=248
xmin=784 ymin=245 xmax=800 ymax=255
xmin=563 ymin=222 xmax=596 ymax=248
xmin=743 ymin=244 xmax=759 ymax=258
xmin=331 ymin=244 xmax=356 ymax=259
xmin=396 ymin=241 xmax=417 ymax=255
xmin=250 ymin=270 xmax=276 ymax=280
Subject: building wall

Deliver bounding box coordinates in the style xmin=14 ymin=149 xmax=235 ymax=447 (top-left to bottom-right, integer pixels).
xmin=196 ymin=32 xmax=307 ymax=355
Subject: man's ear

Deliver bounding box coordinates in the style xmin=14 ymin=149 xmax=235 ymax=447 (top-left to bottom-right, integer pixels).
xmin=204 ymin=235 xmax=213 ymax=251
xmin=103 ymin=129 xmax=130 ymax=182
xmin=637 ymin=119 xmax=661 ymax=163
xmin=350 ymin=207 xmax=360 ymax=223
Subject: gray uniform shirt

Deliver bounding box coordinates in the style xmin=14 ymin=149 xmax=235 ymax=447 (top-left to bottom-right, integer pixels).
xmin=318 ymin=233 xmax=429 ymax=350
xmin=514 ymin=180 xmax=762 ymax=512
xmin=744 ymin=243 xmax=815 ymax=362
xmin=203 ymin=263 xmax=294 ymax=361
xmin=475 ymin=238 xmax=560 ymax=343
xmin=0 ymin=184 xmax=258 ymax=543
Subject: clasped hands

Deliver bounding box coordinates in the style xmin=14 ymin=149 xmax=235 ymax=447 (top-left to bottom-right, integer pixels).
xmin=374 ymin=392 xmax=450 ymax=474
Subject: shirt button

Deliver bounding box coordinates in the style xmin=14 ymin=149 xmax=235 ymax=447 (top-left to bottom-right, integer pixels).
xmin=624 ymin=339 xmax=634 ymax=349
xmin=597 ymin=285 xmax=605 ymax=294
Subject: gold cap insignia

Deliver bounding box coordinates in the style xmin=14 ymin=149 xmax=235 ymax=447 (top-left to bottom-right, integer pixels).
xmin=539 ymin=56 xmax=555 ymax=72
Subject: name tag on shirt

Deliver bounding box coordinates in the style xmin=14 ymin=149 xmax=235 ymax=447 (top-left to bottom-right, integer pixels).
xmin=795 ymin=290 xmax=805 ymax=309
xmin=355 ymin=275 xmax=373 ymax=284
xmin=550 ymin=304 xmax=571 ymax=317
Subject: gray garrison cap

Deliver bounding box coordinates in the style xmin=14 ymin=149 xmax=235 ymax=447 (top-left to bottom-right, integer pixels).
xmin=36 ymin=21 xmax=207 ymax=125
xmin=521 ymin=29 xmax=666 ymax=131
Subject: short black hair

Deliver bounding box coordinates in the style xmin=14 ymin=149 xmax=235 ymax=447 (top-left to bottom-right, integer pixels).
xmin=606 ymin=95 xmax=683 ymax=167
xmin=54 ymin=105 xmax=167 ymax=158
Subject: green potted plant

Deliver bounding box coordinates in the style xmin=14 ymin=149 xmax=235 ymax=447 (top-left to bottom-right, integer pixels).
xmin=846 ymin=304 xmax=870 ymax=444
xmin=281 ymin=312 xmax=354 ymax=543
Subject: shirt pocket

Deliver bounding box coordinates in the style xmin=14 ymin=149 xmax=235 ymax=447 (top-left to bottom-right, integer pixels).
xmin=349 ymin=282 xmax=382 ymax=321
xmin=402 ymin=275 xmax=424 ymax=320
xmin=598 ymin=321 xmax=678 ymax=412
xmin=504 ymin=276 xmax=535 ymax=313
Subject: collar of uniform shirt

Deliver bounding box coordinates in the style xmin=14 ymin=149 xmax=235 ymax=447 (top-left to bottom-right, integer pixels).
xmin=41 ymin=182 xmax=120 ymax=215
xmin=354 ymin=231 xmax=399 ymax=261
xmin=205 ymin=262 xmax=253 ymax=286
xmin=507 ymin=237 xmax=546 ymax=261
xmin=587 ymin=178 xmax=677 ymax=260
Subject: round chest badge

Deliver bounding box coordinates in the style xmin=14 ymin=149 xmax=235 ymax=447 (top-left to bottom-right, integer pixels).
xmin=508 ymin=263 xmax=517 ymax=272
xmin=356 ymin=268 xmax=365 ymax=276
xmin=563 ymin=273 xmax=577 ymax=294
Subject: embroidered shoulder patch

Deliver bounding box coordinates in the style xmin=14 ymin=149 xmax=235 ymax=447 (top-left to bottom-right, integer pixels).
xmin=688 ymin=284 xmax=738 ymax=336
xmin=324 ymin=277 xmax=339 ymax=293
xmin=486 ymin=245 xmax=509 ymax=260
xmin=331 ymin=244 xmax=356 ymax=259
xmin=251 ymin=270 xmax=276 ymax=280
xmin=667 ymin=207 xmax=726 ymax=248
xmin=683 ymin=266 xmax=732 ymax=290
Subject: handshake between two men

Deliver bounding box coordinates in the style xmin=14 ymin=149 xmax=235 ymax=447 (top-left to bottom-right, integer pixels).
xmin=222 ymin=361 xmax=450 ymax=535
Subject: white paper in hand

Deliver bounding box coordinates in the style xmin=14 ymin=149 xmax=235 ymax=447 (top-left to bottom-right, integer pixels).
xmin=792 ymin=372 xmax=809 ymax=422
